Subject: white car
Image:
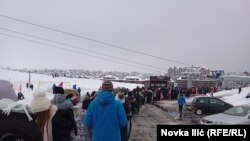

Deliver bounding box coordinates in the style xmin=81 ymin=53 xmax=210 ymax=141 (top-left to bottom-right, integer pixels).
xmin=200 ymin=104 xmax=250 ymax=125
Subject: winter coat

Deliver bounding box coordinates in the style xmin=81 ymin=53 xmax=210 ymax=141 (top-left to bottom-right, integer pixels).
xmin=52 ymin=108 xmax=76 ymax=141
xmin=73 ymin=84 xmax=77 ymax=90
xmin=116 ymin=97 xmax=131 ymax=141
xmin=177 ymin=95 xmax=186 ymax=106
xmin=123 ymin=98 xmax=132 ymax=119
xmin=84 ymin=90 xmax=128 ymax=141
xmin=0 ymin=98 xmax=42 ymax=141
xmin=51 ymin=94 xmax=73 ymax=110
xmin=82 ymin=98 xmax=93 ymax=109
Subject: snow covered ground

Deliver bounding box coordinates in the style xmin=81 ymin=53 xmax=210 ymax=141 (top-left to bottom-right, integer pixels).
xmin=1 ymin=69 xmax=250 ymax=107
xmin=0 ymin=69 xmax=143 ymax=106
xmin=217 ymin=87 xmax=250 ymax=106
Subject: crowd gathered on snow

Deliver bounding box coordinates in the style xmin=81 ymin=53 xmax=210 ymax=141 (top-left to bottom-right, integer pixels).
xmin=0 ymin=70 xmax=250 ymax=140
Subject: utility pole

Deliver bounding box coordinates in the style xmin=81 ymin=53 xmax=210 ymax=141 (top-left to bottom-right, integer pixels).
xmin=29 ymin=71 xmax=31 ymax=84
xmin=28 ymin=71 xmax=31 ymax=92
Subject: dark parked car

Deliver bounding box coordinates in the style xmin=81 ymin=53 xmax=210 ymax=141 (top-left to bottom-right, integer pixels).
xmin=191 ymin=96 xmax=233 ymax=115
xmin=185 ymin=94 xmax=207 ymax=110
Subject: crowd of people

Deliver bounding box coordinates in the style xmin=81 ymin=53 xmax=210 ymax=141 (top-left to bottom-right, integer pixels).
xmin=0 ymin=79 xmax=189 ymax=141
xmin=0 ymin=80 xmax=140 ymax=141
xmin=0 ymin=80 xmax=78 ymax=141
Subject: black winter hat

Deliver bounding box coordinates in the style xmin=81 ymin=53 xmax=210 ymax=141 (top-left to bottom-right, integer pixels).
xmin=66 ymin=93 xmax=73 ymax=99
xmin=53 ymin=86 xmax=64 ymax=94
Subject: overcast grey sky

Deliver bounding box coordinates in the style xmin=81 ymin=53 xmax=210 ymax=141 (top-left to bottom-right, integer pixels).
xmin=0 ymin=0 xmax=249 ymax=73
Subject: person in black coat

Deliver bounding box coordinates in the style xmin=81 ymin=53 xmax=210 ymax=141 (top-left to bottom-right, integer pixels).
xmin=17 ymin=92 xmax=25 ymax=100
xmin=146 ymin=90 xmax=153 ymax=103
xmin=0 ymin=111 xmax=42 ymax=141
xmin=115 ymin=92 xmax=131 ymax=141
xmin=52 ymin=108 xmax=77 ymax=141
xmin=0 ymin=80 xmax=42 ymax=141
xmin=238 ymin=86 xmax=242 ymax=94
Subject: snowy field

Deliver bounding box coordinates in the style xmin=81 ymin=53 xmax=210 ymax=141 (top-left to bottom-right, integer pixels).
xmin=0 ymin=69 xmax=143 ymax=106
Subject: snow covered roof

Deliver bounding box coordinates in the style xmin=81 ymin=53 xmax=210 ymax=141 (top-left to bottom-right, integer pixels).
xmin=103 ymin=75 xmax=118 ymax=80
xmin=124 ymin=76 xmax=142 ymax=81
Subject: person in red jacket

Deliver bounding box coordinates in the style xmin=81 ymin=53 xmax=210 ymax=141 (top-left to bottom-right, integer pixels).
xmin=210 ymin=87 xmax=215 ymax=97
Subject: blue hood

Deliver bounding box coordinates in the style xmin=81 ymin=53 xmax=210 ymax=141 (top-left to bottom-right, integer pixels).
xmin=96 ymin=91 xmax=115 ymax=106
xmin=84 ymin=90 xmax=128 ymax=141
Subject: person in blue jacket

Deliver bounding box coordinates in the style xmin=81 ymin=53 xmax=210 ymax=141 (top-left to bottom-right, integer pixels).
xmin=177 ymin=93 xmax=186 ymax=119
xmin=73 ymin=84 xmax=77 ymax=90
xmin=84 ymin=80 xmax=127 ymax=141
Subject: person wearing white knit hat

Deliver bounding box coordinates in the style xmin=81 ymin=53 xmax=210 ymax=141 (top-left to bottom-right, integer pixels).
xmin=31 ymin=90 xmax=77 ymax=141
xmin=31 ymin=90 xmax=52 ymax=113
xmin=31 ymin=90 xmax=57 ymax=141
